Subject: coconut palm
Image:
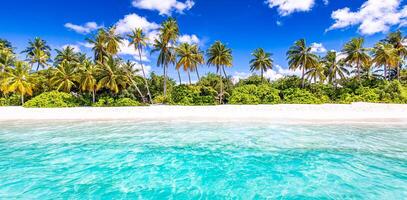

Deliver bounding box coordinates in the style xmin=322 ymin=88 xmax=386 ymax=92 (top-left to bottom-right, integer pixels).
xmin=78 ymin=60 xmax=98 ymax=103
xmin=207 ymin=41 xmax=233 ymax=104
xmin=305 ymin=62 xmax=326 ymax=83
xmin=371 ymin=42 xmax=400 ymax=80
xmin=51 ymin=61 xmax=78 ymax=93
xmin=191 ymin=45 xmax=204 ymax=81
xmin=287 ymin=39 xmax=319 ymax=88
xmin=22 ymin=37 xmax=51 ymax=71
xmin=250 ymin=48 xmax=273 ymax=82
xmin=54 ymin=46 xmax=79 ymax=65
xmin=322 ymin=51 xmax=349 ymax=86
xmin=342 ymin=37 xmax=370 ymax=81
xmin=87 ymin=29 xmax=108 ymax=63
xmin=105 ymin=26 xmax=123 ymax=56
xmin=152 ymin=17 xmax=179 ymax=98
xmin=122 ymin=60 xmax=145 ymax=102
xmin=1 ymin=61 xmax=34 ymax=104
xmin=0 ymin=46 xmax=15 ymax=72
xmin=176 ymin=43 xmax=200 ymax=84
xmin=384 ymin=30 xmax=407 ymax=80
xmin=96 ymin=56 xmax=127 ymax=94
xmin=128 ymin=28 xmax=153 ymax=103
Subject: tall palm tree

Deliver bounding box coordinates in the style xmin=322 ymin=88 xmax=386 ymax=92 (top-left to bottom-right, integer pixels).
xmin=207 ymin=41 xmax=233 ymax=104
xmin=371 ymin=42 xmax=400 ymax=80
xmin=96 ymin=56 xmax=127 ymax=94
xmin=51 ymin=61 xmax=78 ymax=93
xmin=250 ymin=48 xmax=273 ymax=82
xmin=22 ymin=37 xmax=51 ymax=71
xmin=105 ymin=26 xmax=123 ymax=56
xmin=342 ymin=37 xmax=370 ymax=81
xmin=128 ymin=28 xmax=153 ymax=103
xmin=384 ymin=30 xmax=407 ymax=80
xmin=1 ymin=61 xmax=34 ymax=104
xmin=122 ymin=60 xmax=145 ymax=102
xmin=152 ymin=17 xmax=179 ymax=98
xmin=78 ymin=60 xmax=98 ymax=103
xmin=176 ymin=42 xmax=200 ymax=84
xmin=191 ymin=44 xmax=204 ymax=81
xmin=305 ymin=62 xmax=326 ymax=83
xmin=87 ymin=29 xmax=108 ymax=63
xmin=322 ymin=51 xmax=349 ymax=86
xmin=287 ymin=39 xmax=319 ymax=88
xmin=0 ymin=46 xmax=15 ymax=72
xmin=54 ymin=46 xmax=79 ymax=65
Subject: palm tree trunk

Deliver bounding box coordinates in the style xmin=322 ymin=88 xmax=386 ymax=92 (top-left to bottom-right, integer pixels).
xmin=188 ymin=71 xmax=192 ymax=85
xmin=36 ymin=62 xmax=40 ymax=71
xmin=138 ymin=47 xmax=153 ymax=104
xmin=133 ymin=81 xmax=145 ymax=103
xmin=301 ymin=67 xmax=305 ymax=88
xmin=384 ymin=65 xmax=387 ymax=80
xmin=177 ymin=69 xmax=182 ymax=85
xmin=218 ymin=65 xmax=223 ymax=104
xmin=163 ymin=64 xmax=167 ymax=98
xmin=92 ymin=89 xmax=96 ymax=103
xmin=223 ymin=67 xmax=228 ymax=78
xmin=261 ymin=68 xmax=264 ymax=83
xmin=196 ymin=68 xmax=200 ymax=81
xmin=356 ymin=59 xmax=360 ymax=81
xmin=21 ymin=94 xmax=24 ymax=105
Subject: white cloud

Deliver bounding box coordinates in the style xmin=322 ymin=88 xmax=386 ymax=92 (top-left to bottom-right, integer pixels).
xmin=266 ymin=0 xmax=315 ymax=16
xmin=276 ymin=21 xmax=283 ymax=26
xmin=327 ymin=0 xmax=407 ymax=35
xmin=132 ymin=0 xmax=195 ymax=15
xmin=323 ymin=0 xmax=329 ymax=6
xmin=78 ymin=42 xmax=94 ymax=48
xmin=62 ymin=44 xmax=80 ymax=53
xmin=115 ymin=13 xmax=159 ymax=35
xmin=231 ymin=65 xmax=301 ymax=84
xmin=119 ymin=40 xmax=149 ymax=62
xmin=178 ymin=34 xmax=200 ymax=44
xmin=310 ymin=42 xmax=327 ymax=53
xmin=64 ymin=22 xmax=102 ymax=34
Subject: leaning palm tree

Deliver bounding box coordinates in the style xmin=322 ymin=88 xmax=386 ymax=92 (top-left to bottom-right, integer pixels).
xmin=287 ymin=39 xmax=319 ymax=88
xmin=96 ymin=56 xmax=128 ymax=94
xmin=1 ymin=61 xmax=34 ymax=104
xmin=22 ymin=37 xmax=51 ymax=71
xmin=250 ymin=48 xmax=273 ymax=82
xmin=371 ymin=42 xmax=400 ymax=80
xmin=207 ymin=41 xmax=233 ymax=104
xmin=51 ymin=61 xmax=78 ymax=93
xmin=78 ymin=60 xmax=98 ymax=103
xmin=384 ymin=30 xmax=407 ymax=80
xmin=54 ymin=46 xmax=79 ymax=65
xmin=176 ymin=42 xmax=199 ymax=84
xmin=128 ymin=28 xmax=153 ymax=103
xmin=342 ymin=37 xmax=370 ymax=81
xmin=87 ymin=29 xmax=108 ymax=63
xmin=322 ymin=51 xmax=349 ymax=86
xmin=151 ymin=17 xmax=179 ymax=98
xmin=122 ymin=60 xmax=145 ymax=102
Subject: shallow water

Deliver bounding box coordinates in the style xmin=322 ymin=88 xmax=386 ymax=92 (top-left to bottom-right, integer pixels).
xmin=0 ymin=121 xmax=406 ymax=199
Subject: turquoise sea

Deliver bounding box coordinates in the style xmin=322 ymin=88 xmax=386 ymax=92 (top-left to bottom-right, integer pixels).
xmin=0 ymin=121 xmax=406 ymax=199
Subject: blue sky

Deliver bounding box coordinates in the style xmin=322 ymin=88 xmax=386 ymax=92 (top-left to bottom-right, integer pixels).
xmin=1 ymin=0 xmax=406 ymax=82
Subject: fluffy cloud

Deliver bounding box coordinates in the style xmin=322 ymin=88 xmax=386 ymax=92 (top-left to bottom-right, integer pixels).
xmin=132 ymin=0 xmax=194 ymax=15
xmin=310 ymin=43 xmax=327 ymax=53
xmin=118 ymin=40 xmax=149 ymax=62
xmin=62 ymin=44 xmax=81 ymax=53
xmin=327 ymin=0 xmax=407 ymax=35
xmin=115 ymin=13 xmax=160 ymax=35
xmin=231 ymin=65 xmax=301 ymax=84
xmin=178 ymin=34 xmax=200 ymax=44
xmin=266 ymin=0 xmax=315 ymax=16
xmin=64 ymin=22 xmax=102 ymax=34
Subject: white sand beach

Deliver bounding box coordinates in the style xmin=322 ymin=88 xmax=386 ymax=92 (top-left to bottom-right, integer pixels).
xmin=0 ymin=103 xmax=406 ymax=123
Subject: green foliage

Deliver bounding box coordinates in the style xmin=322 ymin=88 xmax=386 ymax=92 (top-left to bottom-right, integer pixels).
xmin=92 ymin=97 xmax=141 ymax=107
xmin=0 ymin=94 xmax=20 ymax=106
xmin=229 ymin=84 xmax=280 ymax=104
xmin=272 ymin=76 xmax=302 ymax=90
xmin=171 ymin=85 xmax=217 ymax=105
xmin=235 ymin=75 xmax=265 ymax=86
xmin=24 ymin=91 xmax=79 ymax=108
xmin=282 ymin=88 xmax=325 ymax=104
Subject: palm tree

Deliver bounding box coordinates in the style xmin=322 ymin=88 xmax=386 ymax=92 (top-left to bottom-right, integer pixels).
xmin=128 ymin=28 xmax=153 ymax=103
xmin=22 ymin=37 xmax=51 ymax=71
xmin=305 ymin=62 xmax=326 ymax=83
xmin=87 ymin=29 xmax=108 ymax=63
xmin=1 ymin=61 xmax=34 ymax=104
xmin=384 ymin=30 xmax=407 ymax=80
xmin=342 ymin=37 xmax=370 ymax=81
xmin=0 ymin=46 xmax=15 ymax=72
xmin=371 ymin=42 xmax=400 ymax=80
xmin=176 ymin=43 xmax=200 ymax=84
xmin=54 ymin=46 xmax=79 ymax=65
xmin=122 ymin=60 xmax=145 ymax=102
xmin=96 ymin=56 xmax=127 ymax=94
xmin=78 ymin=60 xmax=98 ymax=103
xmin=105 ymin=26 xmax=123 ymax=56
xmin=152 ymin=17 xmax=179 ymax=98
xmin=207 ymin=41 xmax=233 ymax=104
xmin=322 ymin=51 xmax=349 ymax=86
xmin=250 ymin=48 xmax=273 ymax=82
xmin=287 ymin=39 xmax=319 ymax=88
xmin=191 ymin=45 xmax=204 ymax=81
xmin=51 ymin=61 xmax=78 ymax=93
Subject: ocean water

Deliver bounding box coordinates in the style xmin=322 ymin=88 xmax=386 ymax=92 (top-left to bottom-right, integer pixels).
xmin=0 ymin=121 xmax=406 ymax=199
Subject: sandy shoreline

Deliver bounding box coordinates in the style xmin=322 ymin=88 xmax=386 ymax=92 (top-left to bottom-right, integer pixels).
xmin=0 ymin=103 xmax=406 ymax=123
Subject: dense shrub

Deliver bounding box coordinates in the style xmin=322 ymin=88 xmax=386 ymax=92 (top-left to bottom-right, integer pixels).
xmin=282 ymin=88 xmax=325 ymax=104
xmin=113 ymin=98 xmax=141 ymax=106
xmin=92 ymin=97 xmax=141 ymax=107
xmin=0 ymin=94 xmax=21 ymax=106
xmin=171 ymin=85 xmax=217 ymax=105
xmin=229 ymin=84 xmax=280 ymax=104
xmin=24 ymin=91 xmax=79 ymax=108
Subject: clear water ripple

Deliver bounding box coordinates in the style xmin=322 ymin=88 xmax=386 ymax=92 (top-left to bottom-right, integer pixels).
xmin=0 ymin=121 xmax=406 ymax=199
